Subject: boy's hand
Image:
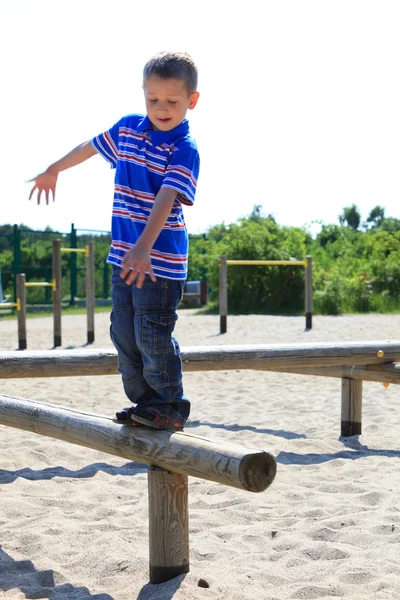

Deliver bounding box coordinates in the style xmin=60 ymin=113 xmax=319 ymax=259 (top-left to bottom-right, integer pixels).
xmin=27 ymin=141 xmax=98 ymax=205
xmin=121 ymin=245 xmax=156 ymax=288
xmin=28 ymin=169 xmax=58 ymax=205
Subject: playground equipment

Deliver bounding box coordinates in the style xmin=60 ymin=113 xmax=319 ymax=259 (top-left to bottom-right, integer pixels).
xmin=1 ymin=339 xmax=398 ymax=579
xmin=58 ymin=241 xmax=95 ymax=344
xmin=0 ymin=394 xmax=277 ymax=583
xmin=2 ymin=240 xmax=95 ymax=350
xmin=1 ymin=340 xmax=399 ymax=437
xmin=219 ymin=255 xmax=313 ymax=334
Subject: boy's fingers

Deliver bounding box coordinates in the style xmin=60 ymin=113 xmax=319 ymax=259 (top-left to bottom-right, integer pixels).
xmin=136 ymin=273 xmax=144 ymax=289
xmin=128 ymin=271 xmax=138 ymax=286
xmin=28 ymin=185 xmax=37 ymax=201
xmin=148 ymin=264 xmax=156 ymax=282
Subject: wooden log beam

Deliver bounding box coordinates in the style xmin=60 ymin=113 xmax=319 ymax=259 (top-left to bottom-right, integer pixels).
xmin=1 ymin=341 xmax=400 ymax=379
xmin=0 ymin=395 xmax=276 ymax=493
xmin=265 ymin=363 xmax=400 ymax=384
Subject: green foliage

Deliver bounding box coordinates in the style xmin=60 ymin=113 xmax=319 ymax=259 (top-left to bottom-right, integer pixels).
xmin=186 ymin=204 xmax=400 ymax=316
xmin=196 ymin=216 xmax=309 ymax=314
xmin=0 ymin=224 xmax=111 ymax=303
xmin=339 ymin=204 xmax=361 ymax=230
xmin=365 ymin=205 xmax=385 ymax=229
xmin=3 ymin=203 xmax=400 ymax=316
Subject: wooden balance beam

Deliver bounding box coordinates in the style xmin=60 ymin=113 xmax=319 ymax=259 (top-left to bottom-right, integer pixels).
xmin=1 ymin=341 xmax=400 ymax=378
xmin=0 ymin=340 xmax=399 ymax=437
xmin=0 ymin=394 xmax=276 ymax=583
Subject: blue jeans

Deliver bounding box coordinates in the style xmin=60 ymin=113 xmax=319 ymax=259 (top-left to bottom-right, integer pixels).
xmin=110 ymin=267 xmax=190 ymax=420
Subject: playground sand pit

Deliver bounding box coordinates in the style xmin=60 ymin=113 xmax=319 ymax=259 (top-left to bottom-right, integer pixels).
xmin=1 ymin=311 xmax=400 ymax=599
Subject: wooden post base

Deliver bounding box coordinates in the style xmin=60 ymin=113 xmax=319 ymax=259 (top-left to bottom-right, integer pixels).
xmin=148 ymin=467 xmax=189 ymax=584
xmin=341 ymin=378 xmax=362 ymax=437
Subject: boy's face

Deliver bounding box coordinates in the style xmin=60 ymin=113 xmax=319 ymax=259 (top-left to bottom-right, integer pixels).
xmin=143 ymin=76 xmax=199 ymax=131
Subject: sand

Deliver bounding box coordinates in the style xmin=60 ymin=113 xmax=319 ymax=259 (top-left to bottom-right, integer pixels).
xmin=1 ymin=310 xmax=400 ymax=599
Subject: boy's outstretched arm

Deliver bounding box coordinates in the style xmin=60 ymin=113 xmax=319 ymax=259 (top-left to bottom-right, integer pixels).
xmin=28 ymin=141 xmax=98 ymax=205
xmin=121 ymin=187 xmax=178 ymax=288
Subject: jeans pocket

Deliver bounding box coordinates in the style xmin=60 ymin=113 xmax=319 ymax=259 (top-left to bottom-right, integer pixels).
xmin=141 ymin=313 xmax=178 ymax=355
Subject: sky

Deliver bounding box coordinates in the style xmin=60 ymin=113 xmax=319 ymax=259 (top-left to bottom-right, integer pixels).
xmin=1 ymin=0 xmax=400 ymax=237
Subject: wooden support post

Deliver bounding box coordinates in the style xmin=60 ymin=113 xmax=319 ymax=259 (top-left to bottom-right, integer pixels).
xmin=16 ymin=274 xmax=26 ymax=350
xmin=341 ymin=377 xmax=362 ymax=436
xmin=0 ymin=395 xmax=276 ymax=585
xmin=305 ymin=255 xmax=313 ymax=330
xmin=219 ymin=255 xmax=228 ymax=334
xmin=52 ymin=240 xmax=62 ymax=348
xmin=86 ymin=241 xmax=95 ymax=344
xmin=200 ymin=281 xmax=208 ymax=305
xmin=148 ymin=467 xmax=189 ymax=584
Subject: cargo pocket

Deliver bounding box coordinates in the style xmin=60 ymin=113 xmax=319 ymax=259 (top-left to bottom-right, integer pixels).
xmin=141 ymin=313 xmax=178 ymax=354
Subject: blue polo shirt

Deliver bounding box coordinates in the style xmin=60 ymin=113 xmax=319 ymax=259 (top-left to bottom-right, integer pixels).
xmin=92 ymin=114 xmax=200 ymax=280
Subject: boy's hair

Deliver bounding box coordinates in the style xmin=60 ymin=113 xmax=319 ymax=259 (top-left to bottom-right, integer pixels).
xmin=143 ymin=51 xmax=198 ymax=94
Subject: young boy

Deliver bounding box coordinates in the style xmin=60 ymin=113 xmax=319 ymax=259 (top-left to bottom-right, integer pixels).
xmin=28 ymin=51 xmax=200 ymax=431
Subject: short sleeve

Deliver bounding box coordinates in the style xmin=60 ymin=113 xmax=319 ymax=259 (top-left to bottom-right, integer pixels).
xmin=91 ymin=119 xmax=123 ymax=169
xmin=162 ymin=142 xmax=200 ymax=206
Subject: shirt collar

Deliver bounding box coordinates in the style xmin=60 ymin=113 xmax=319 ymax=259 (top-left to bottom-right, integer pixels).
xmin=136 ymin=115 xmax=189 ymax=145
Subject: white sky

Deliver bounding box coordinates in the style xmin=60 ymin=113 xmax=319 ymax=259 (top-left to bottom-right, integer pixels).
xmin=1 ymin=0 xmax=400 ymax=236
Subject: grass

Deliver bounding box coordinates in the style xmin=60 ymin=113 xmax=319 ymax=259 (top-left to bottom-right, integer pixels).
xmin=0 ymin=302 xmax=206 ymax=321
xmin=0 ymin=303 xmax=112 ymax=321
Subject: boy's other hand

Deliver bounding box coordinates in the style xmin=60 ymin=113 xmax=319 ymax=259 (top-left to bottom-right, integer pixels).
xmin=121 ymin=245 xmax=156 ymax=288
xmin=28 ymin=169 xmax=58 ymax=205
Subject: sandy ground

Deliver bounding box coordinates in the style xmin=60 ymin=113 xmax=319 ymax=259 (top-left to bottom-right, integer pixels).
xmin=1 ymin=310 xmax=400 ymax=599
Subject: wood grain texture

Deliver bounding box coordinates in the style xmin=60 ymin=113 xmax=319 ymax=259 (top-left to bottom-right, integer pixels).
xmin=52 ymin=239 xmax=62 ymax=348
xmin=266 ymin=362 xmax=400 ymax=384
xmin=0 ymin=341 xmax=399 ymax=379
xmin=148 ymin=467 xmax=189 ymax=584
xmin=219 ymin=255 xmax=228 ymax=334
xmin=86 ymin=241 xmax=95 ymax=344
xmin=16 ymin=274 xmax=26 ymax=351
xmin=341 ymin=378 xmax=362 ymax=436
xmin=0 ymin=395 xmax=276 ymax=493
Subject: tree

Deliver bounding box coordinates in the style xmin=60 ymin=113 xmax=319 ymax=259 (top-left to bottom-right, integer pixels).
xmin=365 ymin=205 xmax=385 ymax=229
xmin=339 ymin=204 xmax=361 ymax=230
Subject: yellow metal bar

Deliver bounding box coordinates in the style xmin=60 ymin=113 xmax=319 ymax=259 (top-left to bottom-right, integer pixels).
xmin=25 ymin=282 xmax=53 ymax=287
xmin=226 ymin=260 xmax=307 ymax=267
xmin=0 ymin=303 xmax=17 ymax=308
xmin=60 ymin=247 xmax=86 ymax=253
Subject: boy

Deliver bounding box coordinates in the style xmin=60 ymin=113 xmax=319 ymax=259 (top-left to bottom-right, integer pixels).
xmin=28 ymin=51 xmax=200 ymax=431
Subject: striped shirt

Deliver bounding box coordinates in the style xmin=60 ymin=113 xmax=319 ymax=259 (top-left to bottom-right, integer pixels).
xmin=92 ymin=114 xmax=200 ymax=280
